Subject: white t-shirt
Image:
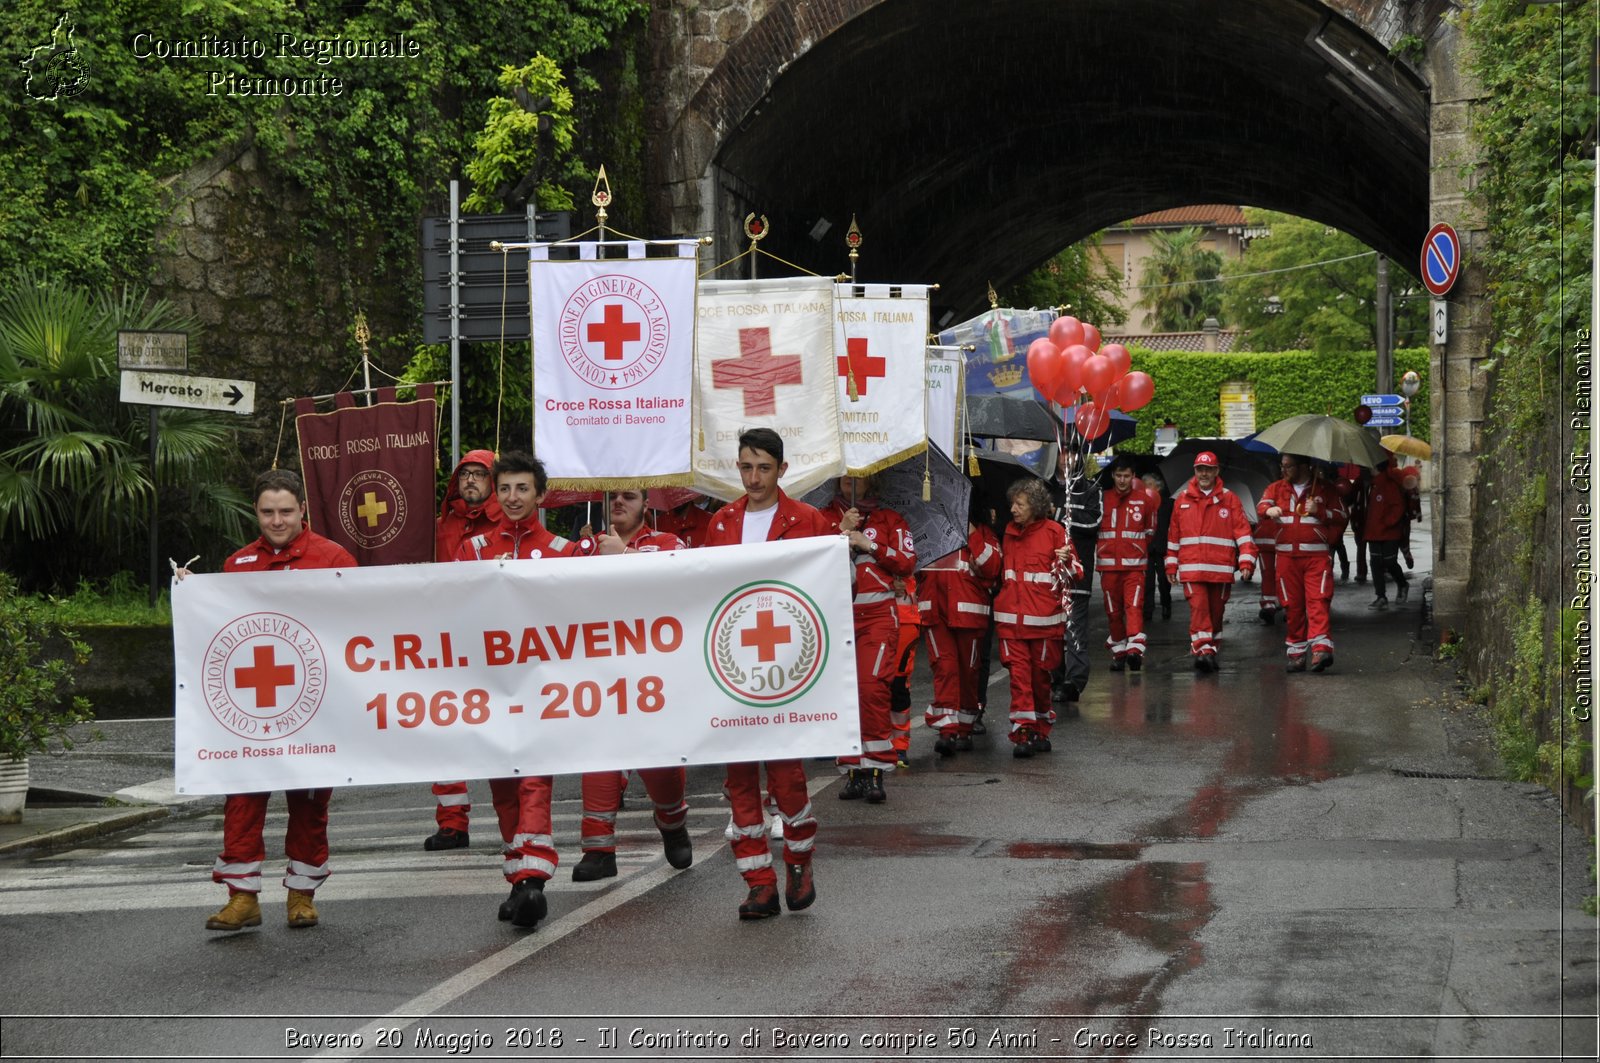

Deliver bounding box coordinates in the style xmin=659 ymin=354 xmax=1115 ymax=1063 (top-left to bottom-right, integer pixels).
xmin=741 ymin=504 xmax=778 ymax=544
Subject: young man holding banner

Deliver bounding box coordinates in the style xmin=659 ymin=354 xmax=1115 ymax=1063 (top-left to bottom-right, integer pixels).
xmin=703 ymin=428 xmax=831 ymax=920
xmin=186 ymin=469 xmax=356 ymax=933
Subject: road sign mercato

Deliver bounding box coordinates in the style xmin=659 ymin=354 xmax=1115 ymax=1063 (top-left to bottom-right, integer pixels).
xmin=119 ymin=371 xmax=255 ymax=415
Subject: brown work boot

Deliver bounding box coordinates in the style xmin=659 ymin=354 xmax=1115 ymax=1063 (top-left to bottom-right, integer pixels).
xmin=784 ymin=862 xmax=816 ymax=911
xmin=737 ymin=884 xmax=780 ymax=920
xmin=205 ymin=891 xmax=261 ymax=932
xmin=286 ymin=889 xmax=319 ymax=928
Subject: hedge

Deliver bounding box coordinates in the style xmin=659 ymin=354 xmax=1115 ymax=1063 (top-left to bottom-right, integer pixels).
xmin=1119 ymin=348 xmax=1430 ymax=453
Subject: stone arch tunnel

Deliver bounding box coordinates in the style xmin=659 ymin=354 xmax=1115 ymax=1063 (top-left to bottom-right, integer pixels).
xmin=652 ymin=0 xmax=1444 ymax=320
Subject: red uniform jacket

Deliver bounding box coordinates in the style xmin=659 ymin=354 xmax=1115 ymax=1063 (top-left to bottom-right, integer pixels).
xmin=1257 ymin=478 xmax=1348 ymax=555
xmin=656 ymin=503 xmax=713 ymax=548
xmin=620 ymin=526 xmax=685 ymax=552
xmin=1096 ymin=484 xmax=1160 ymax=572
xmin=822 ymin=499 xmax=917 ymax=621
xmin=995 ymin=517 xmax=1078 ymax=640
xmin=454 ymin=516 xmax=581 ymax=561
xmin=434 ymin=448 xmax=502 ymax=562
xmin=1165 ymin=479 xmax=1258 ymax=583
xmin=703 ymin=489 xmax=830 ymax=546
xmin=1363 ymin=466 xmax=1411 ymax=542
xmin=918 ymin=524 xmax=1001 ymax=629
xmin=226 ymin=527 xmax=356 ymax=572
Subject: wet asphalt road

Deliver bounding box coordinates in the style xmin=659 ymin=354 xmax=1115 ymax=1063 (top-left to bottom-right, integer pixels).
xmin=2 ymin=517 xmax=1597 ymax=1062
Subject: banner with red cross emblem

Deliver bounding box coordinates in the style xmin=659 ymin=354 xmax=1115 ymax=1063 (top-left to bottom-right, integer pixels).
xmin=294 ymin=387 xmax=437 ymax=566
xmin=530 ymin=240 xmax=700 ymax=488
xmin=693 ymin=277 xmax=844 ymax=500
xmin=833 ymin=282 xmax=931 ymax=475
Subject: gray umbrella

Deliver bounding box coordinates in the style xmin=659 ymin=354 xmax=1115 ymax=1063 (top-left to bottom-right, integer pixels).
xmin=805 ymin=444 xmax=971 ymax=565
xmin=966 ymin=393 xmax=1063 ymax=442
xmin=1254 ymin=414 xmax=1390 ymax=469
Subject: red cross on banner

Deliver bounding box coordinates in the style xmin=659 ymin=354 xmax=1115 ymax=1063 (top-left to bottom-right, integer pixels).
xmin=740 ymin=608 xmax=792 ymax=662
xmin=587 ymin=303 xmax=641 ymax=361
xmin=711 ymin=327 xmax=804 ymax=416
xmin=836 ymin=337 xmax=887 ymax=397
xmin=235 ymin=645 xmax=296 ymax=709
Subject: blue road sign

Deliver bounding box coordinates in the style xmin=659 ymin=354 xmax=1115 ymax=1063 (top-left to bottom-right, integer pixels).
xmin=1422 ymin=223 xmax=1461 ymax=297
xmin=1366 ymin=415 xmax=1405 ymax=428
xmin=1360 ymin=393 xmax=1403 ymax=406
xmin=1366 ymin=405 xmax=1405 ymax=417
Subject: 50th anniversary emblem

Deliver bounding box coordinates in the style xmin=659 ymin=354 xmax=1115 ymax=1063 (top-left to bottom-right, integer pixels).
xmin=705 ymin=581 xmax=829 ymax=707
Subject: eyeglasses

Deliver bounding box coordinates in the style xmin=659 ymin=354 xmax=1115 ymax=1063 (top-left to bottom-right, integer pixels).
xmin=459 ymin=469 xmax=491 ymax=481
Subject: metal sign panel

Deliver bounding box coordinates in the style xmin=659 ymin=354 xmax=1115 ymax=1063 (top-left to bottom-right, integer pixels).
xmin=1366 ymin=405 xmax=1406 ymax=417
xmin=1431 ymin=299 xmax=1448 ymax=345
xmin=120 ymin=370 xmax=255 ymax=415
xmin=1421 ymin=223 xmax=1460 ymax=297
xmin=116 ymin=330 xmax=188 ymax=372
xmin=1360 ymin=394 xmax=1403 ymax=406
xmin=1365 ymin=415 xmax=1405 ymax=428
xmin=419 ymin=211 xmax=573 ymax=344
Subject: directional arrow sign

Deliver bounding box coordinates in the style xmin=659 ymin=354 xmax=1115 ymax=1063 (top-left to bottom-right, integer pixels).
xmin=1366 ymin=405 xmax=1406 ymax=417
xmin=1366 ymin=415 xmax=1405 ymax=428
xmin=120 ymin=370 xmax=256 ymax=415
xmin=1360 ymin=393 xmax=1403 ymax=407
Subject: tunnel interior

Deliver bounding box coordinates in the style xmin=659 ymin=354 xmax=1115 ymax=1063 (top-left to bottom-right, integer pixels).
xmin=706 ymin=0 xmax=1432 ymax=321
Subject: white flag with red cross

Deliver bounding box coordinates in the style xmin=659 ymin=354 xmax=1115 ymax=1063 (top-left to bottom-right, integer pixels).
xmin=693 ymin=277 xmax=844 ymax=501
xmin=833 ymin=283 xmax=931 ymax=475
xmin=530 ymin=240 xmax=700 ymax=488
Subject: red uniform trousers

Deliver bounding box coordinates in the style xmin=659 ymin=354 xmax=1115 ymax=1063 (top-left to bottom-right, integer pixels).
xmin=1100 ymin=569 xmax=1148 ymax=659
xmin=724 ymin=760 xmax=817 ymax=887
xmin=1001 ymin=637 xmax=1061 ymax=743
xmin=1255 ymin=536 xmax=1280 ymax=611
xmin=212 ymin=789 xmax=332 ymax=895
xmin=489 ymin=775 xmax=558 ymax=883
xmin=836 ymin=614 xmax=899 ymax=772
xmin=579 ymin=767 xmax=689 ymax=853
xmin=1276 ymin=552 xmax=1335 ymax=659
xmin=431 ymin=780 xmax=470 ymax=832
xmin=888 ymin=620 xmax=919 ymax=755
xmin=922 ymin=624 xmax=984 ymax=738
xmin=1182 ymin=582 xmax=1232 ymax=657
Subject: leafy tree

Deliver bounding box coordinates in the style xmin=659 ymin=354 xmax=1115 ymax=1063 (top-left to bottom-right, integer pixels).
xmin=1000 ymin=238 xmax=1128 ymax=327
xmin=0 ymin=272 xmax=252 ymax=592
xmin=464 ymin=57 xmax=584 ymax=213
xmin=1135 ymin=227 xmax=1224 ymax=331
xmin=1219 ymin=210 xmax=1428 ymax=354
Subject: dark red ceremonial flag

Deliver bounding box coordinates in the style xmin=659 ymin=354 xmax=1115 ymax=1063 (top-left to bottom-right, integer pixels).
xmin=294 ymin=386 xmax=438 ymax=566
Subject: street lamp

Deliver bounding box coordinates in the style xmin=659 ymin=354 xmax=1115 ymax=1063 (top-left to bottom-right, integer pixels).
xmin=1400 ymin=370 xmax=1422 ymax=437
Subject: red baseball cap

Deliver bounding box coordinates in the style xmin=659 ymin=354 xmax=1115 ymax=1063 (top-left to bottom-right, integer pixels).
xmin=1193 ymin=451 xmax=1219 ymax=468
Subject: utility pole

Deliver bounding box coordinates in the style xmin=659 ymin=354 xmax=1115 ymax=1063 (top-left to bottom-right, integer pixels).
xmin=1375 ymin=254 xmax=1393 ymax=395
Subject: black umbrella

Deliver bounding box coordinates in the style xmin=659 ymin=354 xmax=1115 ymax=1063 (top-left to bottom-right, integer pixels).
xmin=1161 ymin=437 xmax=1278 ymax=480
xmin=1093 ymin=452 xmax=1165 ymax=488
xmin=965 ymin=447 xmax=1036 ymax=527
xmin=966 ymin=393 xmax=1063 ymax=442
xmin=803 ymin=445 xmax=971 ymax=565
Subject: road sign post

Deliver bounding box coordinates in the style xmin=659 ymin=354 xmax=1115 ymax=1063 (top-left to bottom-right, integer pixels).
xmin=119 ymin=371 xmax=255 ymax=414
xmin=118 ymin=330 xmax=192 ymax=607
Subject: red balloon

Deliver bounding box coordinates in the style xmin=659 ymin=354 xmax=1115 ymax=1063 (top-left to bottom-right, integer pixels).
xmin=1081 ymin=353 xmax=1115 ymax=397
xmin=1025 ymin=338 xmax=1063 ymax=396
xmin=1119 ymin=371 xmax=1155 ymax=412
xmin=1060 ymin=344 xmax=1092 ymax=396
xmin=1074 ymin=402 xmax=1110 ymax=440
xmin=1049 ymin=315 xmax=1085 ymax=350
xmin=1101 ymin=343 xmax=1131 ymax=378
xmin=1082 ymin=322 xmax=1102 ymax=352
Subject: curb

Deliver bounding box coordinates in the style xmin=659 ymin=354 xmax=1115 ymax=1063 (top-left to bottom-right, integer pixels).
xmin=0 ymin=802 xmax=171 ymax=856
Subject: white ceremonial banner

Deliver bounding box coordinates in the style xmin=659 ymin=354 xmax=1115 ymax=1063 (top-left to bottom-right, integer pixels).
xmin=924 ymin=346 xmax=965 ymax=465
xmin=833 ymin=283 xmax=931 ymax=475
xmin=694 ymin=277 xmax=844 ymax=500
xmin=530 ymin=241 xmax=699 ymax=487
xmin=172 ymin=537 xmax=858 ymax=794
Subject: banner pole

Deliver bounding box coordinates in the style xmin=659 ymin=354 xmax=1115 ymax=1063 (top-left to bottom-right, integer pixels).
xmin=449 ymin=179 xmax=462 ymax=465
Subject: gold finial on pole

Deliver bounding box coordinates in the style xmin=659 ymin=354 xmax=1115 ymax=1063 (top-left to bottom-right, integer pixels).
xmin=986 ymin=281 xmax=999 ymax=309
xmin=354 ymin=311 xmax=373 ymax=405
xmin=743 ymin=213 xmax=769 ymax=280
xmin=591 ymin=165 xmax=612 ymax=242
xmin=845 ymin=215 xmax=862 ymax=285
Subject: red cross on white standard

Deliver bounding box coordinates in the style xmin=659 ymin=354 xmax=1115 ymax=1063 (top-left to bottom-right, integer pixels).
xmin=741 ymin=608 xmax=792 ymax=663
xmin=711 ymin=327 xmax=803 ymax=416
xmin=234 ymin=644 xmax=295 ymax=709
xmin=837 ymin=337 xmax=887 ymax=396
xmin=587 ymin=303 xmax=641 ymax=361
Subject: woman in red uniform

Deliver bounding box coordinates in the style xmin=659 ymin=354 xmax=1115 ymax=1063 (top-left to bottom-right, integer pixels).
xmin=918 ymin=520 xmax=1001 ymax=755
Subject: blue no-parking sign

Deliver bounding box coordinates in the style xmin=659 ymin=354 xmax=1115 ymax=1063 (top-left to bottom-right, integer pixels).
xmin=1421 ymin=223 xmax=1460 ymax=297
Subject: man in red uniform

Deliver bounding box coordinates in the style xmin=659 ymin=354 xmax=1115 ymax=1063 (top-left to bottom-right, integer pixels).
xmin=1364 ymin=460 xmax=1413 ymax=609
xmin=1259 ymin=454 xmax=1348 ymax=672
xmin=570 ymin=488 xmax=694 ymax=881
xmin=1096 ymin=458 xmax=1159 ymax=672
xmin=919 ymin=519 xmax=1001 ymax=755
xmin=822 ymin=475 xmax=916 ymax=802
xmin=996 ymin=477 xmax=1081 ymax=756
xmin=191 ymin=469 xmax=356 ymax=932
xmin=423 ymin=448 xmax=501 ymax=851
xmin=655 ymin=492 xmax=715 ymax=548
xmin=703 ymin=428 xmax=831 ymax=920
xmin=456 ymin=450 xmax=621 ymax=928
xmin=1165 ymin=452 xmax=1257 ymax=673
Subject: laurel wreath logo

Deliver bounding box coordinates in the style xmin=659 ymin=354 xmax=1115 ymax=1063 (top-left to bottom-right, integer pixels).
xmin=715 ymin=603 xmax=751 ymax=684
xmin=780 ymin=599 xmax=817 ymax=682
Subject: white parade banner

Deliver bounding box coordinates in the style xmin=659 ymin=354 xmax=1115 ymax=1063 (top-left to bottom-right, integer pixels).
xmin=693 ymin=277 xmax=844 ymax=500
xmin=833 ymin=283 xmax=931 ymax=475
xmin=530 ymin=241 xmax=699 ymax=488
xmin=172 ymin=537 xmax=858 ymax=794
xmin=924 ymin=346 xmax=965 ymax=465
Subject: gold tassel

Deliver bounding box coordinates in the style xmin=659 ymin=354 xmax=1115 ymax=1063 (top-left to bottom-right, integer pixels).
xmin=968 ymin=447 xmax=980 ymax=476
xmin=698 ymin=426 xmax=705 ymax=451
xmin=847 ymin=369 xmax=859 ymax=402
xmin=922 ymin=467 xmax=932 ymax=502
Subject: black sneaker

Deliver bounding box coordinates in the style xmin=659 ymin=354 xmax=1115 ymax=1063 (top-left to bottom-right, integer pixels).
xmin=1368 ymin=596 xmax=1389 ymax=610
xmin=954 ymin=735 xmax=974 ymax=751
xmin=1108 ymin=657 xmax=1125 ymax=673
xmin=423 ymin=827 xmax=469 ymax=851
xmin=1012 ymin=732 xmax=1036 ymax=758
xmin=659 ymin=826 xmax=693 ymax=869
xmin=497 ymin=882 xmax=519 ymax=922
xmin=509 ymin=878 xmax=547 ymax=928
xmin=1050 ymin=683 xmax=1070 ymax=702
xmin=784 ymin=862 xmax=816 ymax=911
xmin=738 ymin=884 xmax=781 ymax=920
xmin=1193 ymin=655 xmax=1209 ymax=672
xmin=571 ymin=851 xmax=617 ymax=882
xmin=1127 ymin=654 xmax=1143 ymax=672
xmin=933 ymin=736 xmax=956 ymax=757
xmin=838 ymin=769 xmax=867 ymax=800
xmin=1031 ymin=735 xmax=1052 ymax=754
xmin=1259 ymin=607 xmax=1276 ymax=624
xmin=864 ymin=768 xmax=887 ymax=804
